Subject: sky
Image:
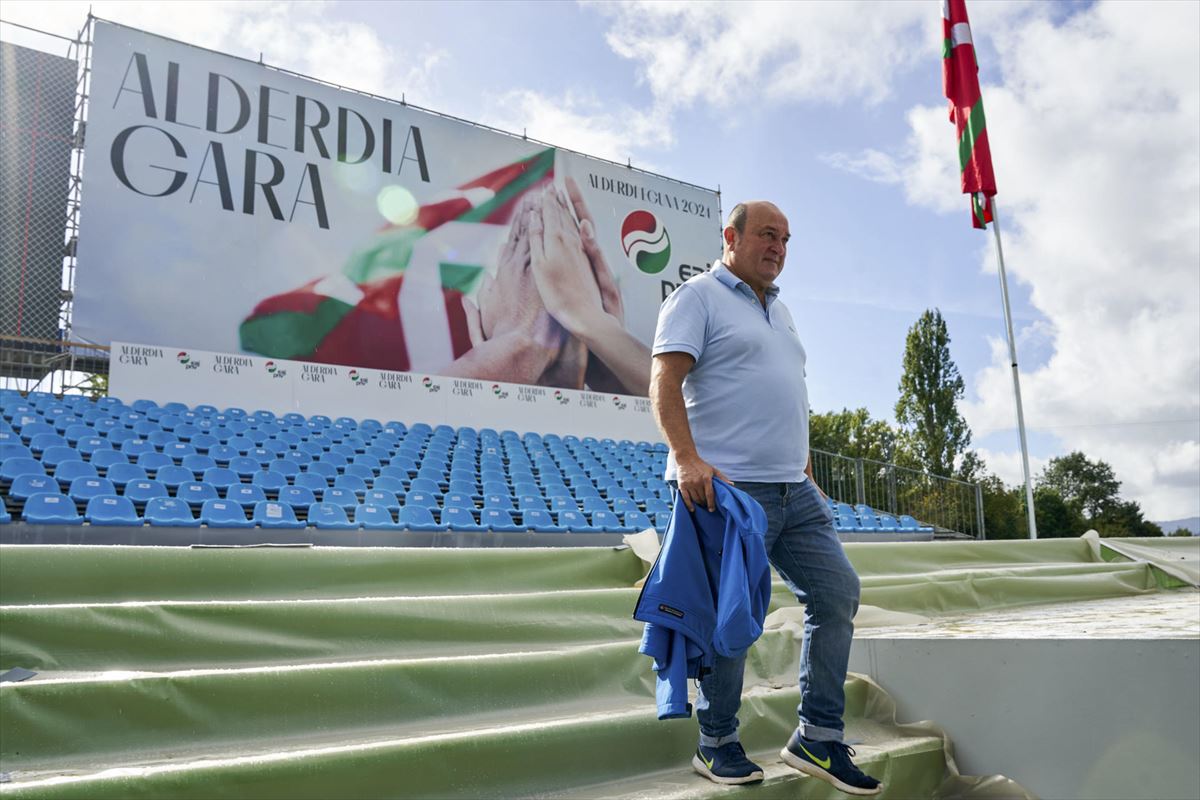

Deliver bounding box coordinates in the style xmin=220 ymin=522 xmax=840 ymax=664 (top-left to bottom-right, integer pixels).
xmin=3 ymin=0 xmax=1197 ymax=521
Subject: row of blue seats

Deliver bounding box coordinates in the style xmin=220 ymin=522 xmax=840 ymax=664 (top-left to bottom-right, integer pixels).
xmin=5 ymin=492 xmax=665 ymax=533
xmin=3 ymin=473 xmax=672 ymax=516
xmin=829 ymin=499 xmax=933 ymax=533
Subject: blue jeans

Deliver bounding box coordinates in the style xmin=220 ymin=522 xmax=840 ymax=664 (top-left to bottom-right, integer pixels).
xmin=695 ymin=480 xmax=861 ymax=745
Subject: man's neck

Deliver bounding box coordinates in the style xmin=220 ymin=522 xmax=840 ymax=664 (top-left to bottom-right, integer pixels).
xmin=722 ymin=257 xmax=769 ymax=308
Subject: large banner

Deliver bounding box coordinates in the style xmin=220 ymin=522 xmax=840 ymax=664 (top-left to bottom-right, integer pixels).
xmin=108 ymin=342 xmax=661 ymax=442
xmin=75 ymin=21 xmax=720 ymax=399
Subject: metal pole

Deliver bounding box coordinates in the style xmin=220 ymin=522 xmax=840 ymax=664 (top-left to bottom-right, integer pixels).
xmin=988 ymin=200 xmax=1038 ymax=539
xmin=975 ymin=482 xmax=986 ymax=540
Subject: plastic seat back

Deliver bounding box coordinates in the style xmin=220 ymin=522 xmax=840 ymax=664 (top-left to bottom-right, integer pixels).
xmin=253 ymin=500 xmax=305 ymax=529
xmin=69 ymin=476 xmax=117 ymax=502
xmin=355 ymin=503 xmax=401 ymax=530
xmin=10 ymin=474 xmax=57 ymax=501
xmin=144 ymin=496 xmax=199 ymax=527
xmin=308 ymin=502 xmax=358 ymax=530
xmin=442 ymin=506 xmax=484 ymax=531
xmin=201 ymin=499 xmax=253 ymax=528
xmin=124 ymin=479 xmax=169 ymax=505
xmin=86 ymin=495 xmax=141 ymax=526
xmin=23 ymin=492 xmax=83 ymax=524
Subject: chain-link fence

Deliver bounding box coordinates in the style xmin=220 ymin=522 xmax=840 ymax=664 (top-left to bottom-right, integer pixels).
xmin=812 ymin=448 xmax=985 ymax=539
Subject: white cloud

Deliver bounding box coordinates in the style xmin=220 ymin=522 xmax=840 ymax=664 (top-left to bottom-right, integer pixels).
xmin=864 ymin=1 xmax=1200 ymax=519
xmin=1 ymin=1 xmax=443 ymax=105
xmin=482 ymin=89 xmax=672 ymax=169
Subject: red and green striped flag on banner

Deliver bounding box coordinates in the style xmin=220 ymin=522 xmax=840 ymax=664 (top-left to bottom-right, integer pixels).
xmin=239 ymin=148 xmax=555 ymax=370
xmin=943 ymin=0 xmax=996 ymax=229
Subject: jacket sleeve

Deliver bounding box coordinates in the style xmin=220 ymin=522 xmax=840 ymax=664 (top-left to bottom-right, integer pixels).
xmin=639 ymin=622 xmax=695 ymax=719
xmin=713 ymin=517 xmax=762 ymax=657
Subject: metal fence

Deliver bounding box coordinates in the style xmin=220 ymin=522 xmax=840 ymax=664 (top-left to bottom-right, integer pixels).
xmin=811 ymin=448 xmax=985 ymax=539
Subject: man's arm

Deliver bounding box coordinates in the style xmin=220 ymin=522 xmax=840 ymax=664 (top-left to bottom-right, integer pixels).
xmin=804 ymin=451 xmax=828 ymax=500
xmin=650 ymin=352 xmax=731 ymax=513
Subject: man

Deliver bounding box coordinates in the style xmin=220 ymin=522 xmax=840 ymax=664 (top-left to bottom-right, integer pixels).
xmin=649 ymin=202 xmax=882 ymax=796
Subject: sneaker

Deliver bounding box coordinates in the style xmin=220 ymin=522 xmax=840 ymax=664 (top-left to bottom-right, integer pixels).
xmin=780 ymin=731 xmax=882 ymax=796
xmin=692 ymin=741 xmax=765 ymax=785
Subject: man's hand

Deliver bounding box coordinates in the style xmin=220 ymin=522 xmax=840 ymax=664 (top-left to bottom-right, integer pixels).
xmin=675 ymin=454 xmax=734 ymax=513
xmin=563 ymin=176 xmax=624 ymax=324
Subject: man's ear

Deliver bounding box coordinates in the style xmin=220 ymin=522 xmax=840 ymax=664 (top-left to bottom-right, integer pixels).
xmin=722 ymin=226 xmax=737 ymax=248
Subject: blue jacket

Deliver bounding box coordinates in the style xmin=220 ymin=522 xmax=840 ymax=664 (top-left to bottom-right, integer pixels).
xmin=633 ymin=480 xmax=771 ymax=719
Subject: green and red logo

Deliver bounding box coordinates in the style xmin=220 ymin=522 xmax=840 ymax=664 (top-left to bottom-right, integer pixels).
xmin=176 ymin=351 xmax=200 ymax=370
xmin=553 ymin=390 xmax=569 ymax=405
xmin=348 ymin=369 xmax=368 ymax=386
xmin=621 ymin=210 xmax=671 ymax=275
xmin=423 ymin=376 xmax=440 ymax=393
xmin=264 ymin=360 xmax=287 ymax=379
xmin=612 ymin=395 xmax=628 ymax=410
xmin=492 ymin=384 xmax=509 ymax=399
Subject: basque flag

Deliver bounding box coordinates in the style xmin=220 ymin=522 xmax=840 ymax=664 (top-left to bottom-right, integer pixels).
xmin=943 ymin=0 xmax=997 ymax=229
xmin=239 ymin=149 xmax=555 ymax=371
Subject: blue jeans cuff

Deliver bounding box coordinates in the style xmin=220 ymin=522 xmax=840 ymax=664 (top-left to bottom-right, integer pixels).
xmin=798 ymin=723 xmax=844 ymax=743
xmin=699 ymin=732 xmax=741 ymax=748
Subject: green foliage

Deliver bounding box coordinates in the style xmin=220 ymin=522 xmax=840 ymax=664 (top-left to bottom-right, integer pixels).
xmin=1169 ymin=527 xmax=1195 ymax=537
xmin=810 ymin=408 xmax=899 ymax=463
xmin=1092 ymin=499 xmax=1164 ymax=538
xmin=1038 ymin=451 xmax=1121 ymax=518
xmin=895 ymin=309 xmax=973 ymax=480
xmin=1032 ymin=486 xmax=1086 ymax=538
xmin=74 ymin=373 xmax=108 ymax=400
xmin=977 ymin=474 xmax=1027 ymax=540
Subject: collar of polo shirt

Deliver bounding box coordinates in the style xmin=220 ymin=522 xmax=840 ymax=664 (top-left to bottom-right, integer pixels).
xmin=711 ymin=262 xmax=781 ymax=307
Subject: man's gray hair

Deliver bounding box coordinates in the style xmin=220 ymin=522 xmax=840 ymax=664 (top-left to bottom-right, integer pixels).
xmin=727 ymin=203 xmax=748 ymax=235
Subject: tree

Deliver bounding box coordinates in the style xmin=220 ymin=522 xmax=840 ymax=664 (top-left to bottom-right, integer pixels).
xmin=1169 ymin=527 xmax=1195 ymax=537
xmin=977 ymin=473 xmax=1026 ymax=540
xmin=895 ymin=309 xmax=973 ymax=479
xmin=1032 ymin=486 xmax=1086 ymax=538
xmin=809 ymin=408 xmax=900 ymax=463
xmin=1038 ymin=452 xmax=1121 ymax=518
xmin=1093 ymin=499 xmax=1163 ymax=538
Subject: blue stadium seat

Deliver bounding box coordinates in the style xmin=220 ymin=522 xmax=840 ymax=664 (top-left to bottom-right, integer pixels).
xmin=2 ymin=456 xmax=46 ymax=482
xmin=363 ymin=489 xmax=401 ymax=511
xmin=63 ymin=424 xmax=93 ymax=445
xmin=481 ymin=508 xmax=521 ymax=532
xmin=550 ymin=496 xmax=577 ymax=512
xmin=518 ymin=495 xmax=548 ymax=511
xmin=53 ymin=460 xmax=98 ymax=487
xmin=20 ymin=423 xmax=57 ymax=443
xmin=855 ymin=513 xmax=882 ymax=531
xmin=207 ymin=443 xmax=237 ymax=464
xmin=321 ymin=487 xmax=358 ymax=510
xmin=643 ymin=498 xmax=671 ymax=515
xmin=521 ymin=509 xmax=565 ymax=532
xmin=251 ymin=470 xmax=288 ymax=496
xmin=653 ymin=512 xmax=671 ymax=533
xmin=403 ymin=490 xmax=437 ymax=509
xmin=441 ymin=506 xmax=484 ymax=531
xmin=898 ymin=514 xmax=934 ymax=532
xmin=268 ymin=459 xmax=302 ymax=481
xmin=308 ymin=502 xmax=358 ymax=530
xmin=86 ymin=495 xmax=141 ymax=526
xmin=876 ymin=514 xmax=901 ymax=532
xmin=124 ymin=480 xmax=169 ymax=506
xmin=356 ymin=503 xmax=401 ymax=530
xmin=306 ymin=461 xmax=340 ymax=481
xmin=277 ymin=485 xmax=317 ymax=509
xmin=253 ymin=501 xmax=305 ymax=529
xmin=181 ymin=453 xmax=217 ymax=477
xmin=202 ymin=467 xmax=240 ymax=492
xmin=343 ymin=463 xmax=375 ymax=482
xmin=228 ymin=456 xmax=261 ymax=479
xmin=226 ymin=484 xmax=268 ymax=508
xmin=153 ymin=464 xmax=194 ymax=490
xmin=147 ymin=431 xmax=178 ymax=450
xmin=144 ymin=497 xmax=200 ymax=527
xmin=625 ymin=511 xmax=654 ymax=532
xmin=120 ymin=438 xmax=156 ymax=458
xmin=137 ymin=452 xmax=175 ymax=473
xmin=69 ymin=476 xmax=117 ymax=503
xmin=447 ymin=479 xmax=478 ymax=497
xmin=23 ymin=492 xmax=83 ymax=524
xmin=333 ymin=474 xmax=368 ymax=496
xmin=397 ymin=505 xmax=440 ymax=531
xmin=372 ymin=475 xmax=407 ymax=497
xmin=559 ymin=510 xmax=600 ymax=534
xmin=177 ymin=481 xmax=220 ymax=507
xmin=201 ymin=499 xmax=253 ymax=528
xmin=442 ymin=492 xmax=476 ymax=510
xmin=10 ymin=474 xmax=58 ymax=502
xmin=590 ymin=510 xmax=629 ymax=532
xmin=40 ymin=445 xmax=81 ymax=470
xmin=77 ymin=437 xmax=112 ymax=459
xmin=293 ymin=472 xmax=329 ymax=494
xmin=0 ymin=443 xmax=33 ymax=462
xmin=835 ymin=511 xmax=861 ymax=531
xmin=483 ymin=493 xmax=514 ymax=511
xmin=611 ymin=497 xmax=639 ymax=515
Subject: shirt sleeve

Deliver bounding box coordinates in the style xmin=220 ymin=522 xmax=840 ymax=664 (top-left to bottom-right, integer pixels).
xmin=652 ymin=284 xmax=707 ymax=360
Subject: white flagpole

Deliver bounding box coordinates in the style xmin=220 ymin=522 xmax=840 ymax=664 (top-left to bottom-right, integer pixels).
xmin=987 ymin=198 xmax=1038 ymax=539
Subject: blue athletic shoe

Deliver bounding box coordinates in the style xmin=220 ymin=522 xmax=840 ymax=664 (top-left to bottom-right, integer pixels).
xmin=780 ymin=731 xmax=882 ymax=796
xmin=692 ymin=741 xmax=765 ymax=785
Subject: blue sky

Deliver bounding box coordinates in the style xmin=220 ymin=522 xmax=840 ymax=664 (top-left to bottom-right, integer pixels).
xmin=4 ymin=0 xmax=1197 ymax=519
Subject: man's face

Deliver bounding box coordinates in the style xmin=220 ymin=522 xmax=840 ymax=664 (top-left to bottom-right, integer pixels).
xmin=727 ymin=203 xmax=790 ymax=289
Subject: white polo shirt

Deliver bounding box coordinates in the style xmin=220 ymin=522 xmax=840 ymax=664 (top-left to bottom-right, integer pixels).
xmin=652 ymin=262 xmax=809 ymax=483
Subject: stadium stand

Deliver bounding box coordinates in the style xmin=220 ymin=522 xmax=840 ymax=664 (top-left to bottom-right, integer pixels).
xmin=0 ymin=390 xmax=936 ymax=538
